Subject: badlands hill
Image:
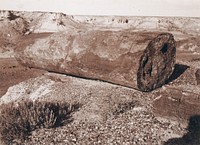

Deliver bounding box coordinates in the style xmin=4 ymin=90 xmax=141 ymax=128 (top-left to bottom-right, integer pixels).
xmin=0 ymin=10 xmax=200 ymax=58
xmin=0 ymin=10 xmax=200 ymax=145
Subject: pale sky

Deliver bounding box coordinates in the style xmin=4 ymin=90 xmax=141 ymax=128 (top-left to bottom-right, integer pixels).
xmin=0 ymin=0 xmax=199 ymax=17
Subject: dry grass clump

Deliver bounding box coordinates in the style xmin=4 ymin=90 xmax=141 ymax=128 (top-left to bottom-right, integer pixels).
xmin=0 ymin=100 xmax=79 ymax=144
xmin=113 ymin=100 xmax=138 ymax=116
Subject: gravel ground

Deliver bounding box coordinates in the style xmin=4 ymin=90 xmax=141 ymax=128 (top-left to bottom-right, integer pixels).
xmin=19 ymin=84 xmax=188 ymax=145
xmin=23 ymin=105 xmax=186 ymax=145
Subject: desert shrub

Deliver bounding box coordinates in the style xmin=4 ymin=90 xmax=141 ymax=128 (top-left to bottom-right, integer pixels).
xmin=113 ymin=100 xmax=138 ymax=115
xmin=7 ymin=11 xmax=20 ymax=21
xmin=0 ymin=100 xmax=79 ymax=144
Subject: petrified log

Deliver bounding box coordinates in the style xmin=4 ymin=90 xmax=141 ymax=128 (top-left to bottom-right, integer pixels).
xmin=137 ymin=33 xmax=176 ymax=91
xmin=153 ymin=87 xmax=200 ymax=121
xmin=195 ymin=69 xmax=200 ymax=85
xmin=16 ymin=30 xmax=176 ymax=91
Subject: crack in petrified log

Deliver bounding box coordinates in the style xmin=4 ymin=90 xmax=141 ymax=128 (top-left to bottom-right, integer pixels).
xmin=16 ymin=31 xmax=176 ymax=92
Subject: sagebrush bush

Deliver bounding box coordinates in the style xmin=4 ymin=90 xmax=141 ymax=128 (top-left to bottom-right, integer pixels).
xmin=113 ymin=101 xmax=138 ymax=115
xmin=0 ymin=100 xmax=79 ymax=144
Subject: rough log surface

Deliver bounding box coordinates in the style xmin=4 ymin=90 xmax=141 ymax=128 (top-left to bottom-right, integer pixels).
xmin=137 ymin=33 xmax=176 ymax=91
xmin=195 ymin=69 xmax=200 ymax=85
xmin=16 ymin=30 xmax=176 ymax=91
xmin=153 ymin=87 xmax=200 ymax=121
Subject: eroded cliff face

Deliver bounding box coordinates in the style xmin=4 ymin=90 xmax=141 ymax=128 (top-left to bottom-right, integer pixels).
xmin=0 ymin=10 xmax=199 ymax=58
xmin=0 ymin=10 xmax=86 ymax=58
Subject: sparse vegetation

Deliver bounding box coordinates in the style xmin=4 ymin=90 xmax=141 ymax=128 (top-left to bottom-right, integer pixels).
xmin=0 ymin=100 xmax=80 ymax=144
xmin=7 ymin=11 xmax=20 ymax=21
xmin=113 ymin=101 xmax=138 ymax=115
xmin=58 ymin=20 xmax=65 ymax=26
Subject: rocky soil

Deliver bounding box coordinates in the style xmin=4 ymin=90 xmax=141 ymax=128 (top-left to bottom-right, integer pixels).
xmin=0 ymin=10 xmax=200 ymax=145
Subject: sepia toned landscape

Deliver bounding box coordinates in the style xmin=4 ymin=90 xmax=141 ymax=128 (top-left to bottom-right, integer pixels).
xmin=0 ymin=10 xmax=200 ymax=145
